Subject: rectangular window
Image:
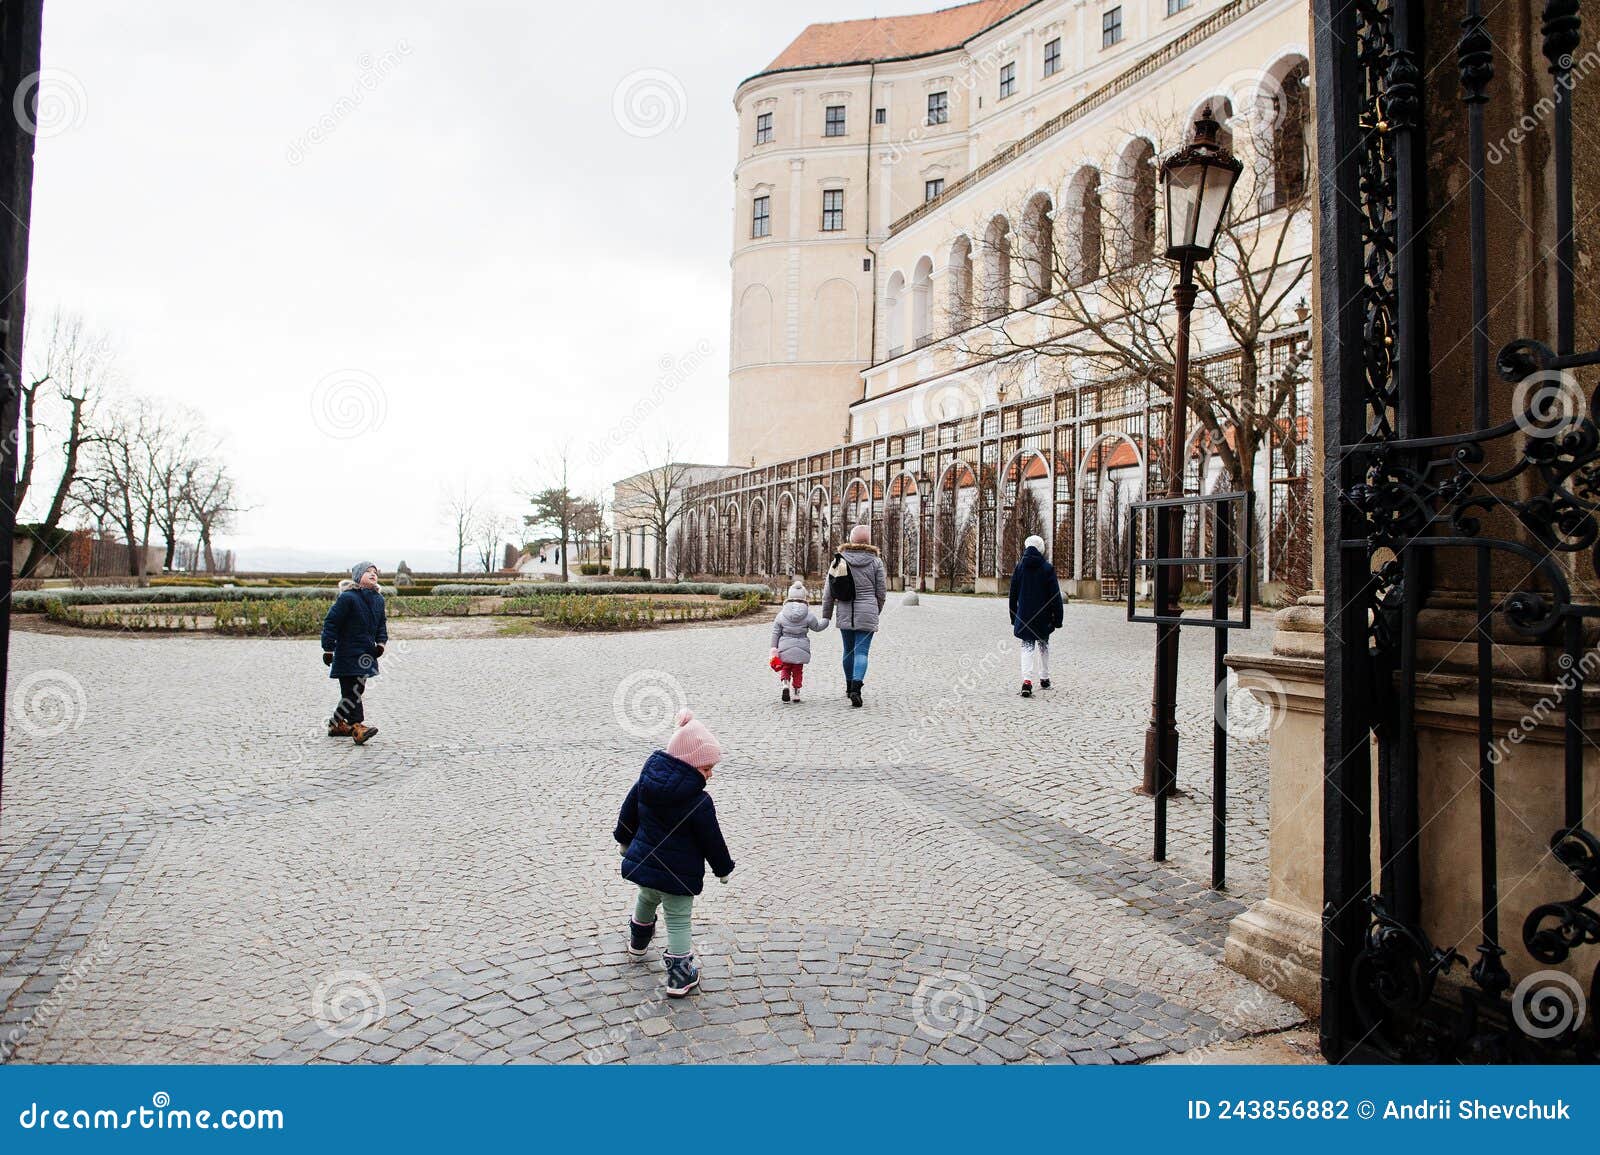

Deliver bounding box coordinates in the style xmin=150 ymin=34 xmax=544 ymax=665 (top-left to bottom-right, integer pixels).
xmin=927 ymin=91 xmax=949 ymax=125
xmin=751 ymin=195 xmax=770 ymax=238
xmin=1103 ymin=6 xmax=1123 ymax=47
xmin=755 ymin=112 xmax=772 ymax=144
xmin=824 ymin=105 xmax=846 ymax=137
xmin=999 ymin=62 xmax=1016 ymax=99
xmin=874 ymin=107 xmax=886 ymax=125
xmin=925 ymin=178 xmax=945 ymax=202
xmin=821 ymin=189 xmax=844 ymax=231
xmin=1167 ymin=0 xmax=1191 ymax=13
xmin=1043 ymin=37 xmax=1062 ymax=76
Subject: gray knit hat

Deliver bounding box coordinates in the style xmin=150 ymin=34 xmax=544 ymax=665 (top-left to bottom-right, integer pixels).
xmin=351 ymin=561 xmax=377 ymax=584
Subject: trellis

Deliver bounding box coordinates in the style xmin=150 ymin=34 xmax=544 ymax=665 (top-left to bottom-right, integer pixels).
xmin=684 ymin=333 xmax=1309 ymax=595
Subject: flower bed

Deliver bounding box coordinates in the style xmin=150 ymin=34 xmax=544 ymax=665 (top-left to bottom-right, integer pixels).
xmin=431 ymin=581 xmax=772 ymax=599
xmin=36 ymin=588 xmax=766 ymax=636
xmin=12 ymin=585 xmax=389 ymax=612
xmin=540 ymin=592 xmax=762 ymax=630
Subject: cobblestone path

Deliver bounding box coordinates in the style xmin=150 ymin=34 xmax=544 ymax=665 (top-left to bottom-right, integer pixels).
xmin=1 ymin=596 xmax=1301 ymax=1063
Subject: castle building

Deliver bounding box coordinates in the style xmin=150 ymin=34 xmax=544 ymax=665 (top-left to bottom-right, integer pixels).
xmin=686 ymin=0 xmax=1315 ymax=594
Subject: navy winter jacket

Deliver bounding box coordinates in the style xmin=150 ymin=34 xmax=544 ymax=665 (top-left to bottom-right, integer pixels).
xmin=319 ymin=587 xmax=388 ymax=678
xmin=614 ymin=751 xmax=735 ymax=897
xmin=1008 ymin=546 xmax=1065 ymax=642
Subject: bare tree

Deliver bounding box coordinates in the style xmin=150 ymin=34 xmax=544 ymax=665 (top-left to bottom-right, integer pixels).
xmin=614 ymin=443 xmax=695 ymax=579
xmin=439 ymin=482 xmax=484 ymax=575
xmin=77 ymin=399 xmax=165 ymax=581
xmin=526 ymin=445 xmax=580 ymax=582
xmin=183 ymin=458 xmax=238 ymax=573
xmin=954 ymin=94 xmax=1313 ymax=510
xmin=16 ymin=312 xmax=111 ymax=578
xmin=571 ymin=495 xmax=609 ymax=570
xmin=472 ymin=508 xmax=512 ymax=573
xmin=141 ymin=406 xmax=206 ymax=571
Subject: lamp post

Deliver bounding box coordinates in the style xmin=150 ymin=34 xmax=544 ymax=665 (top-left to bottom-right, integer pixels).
xmin=1140 ymin=107 xmax=1243 ymax=812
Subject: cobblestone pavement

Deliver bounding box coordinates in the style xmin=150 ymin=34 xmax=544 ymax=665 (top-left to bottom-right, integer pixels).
xmin=1 ymin=596 xmax=1301 ymax=1063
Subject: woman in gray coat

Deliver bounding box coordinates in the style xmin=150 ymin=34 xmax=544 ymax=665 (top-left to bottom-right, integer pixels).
xmin=821 ymin=524 xmax=888 ymax=707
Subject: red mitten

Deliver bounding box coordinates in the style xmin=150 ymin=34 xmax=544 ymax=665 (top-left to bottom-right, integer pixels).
xmin=769 ymin=654 xmax=784 ymax=672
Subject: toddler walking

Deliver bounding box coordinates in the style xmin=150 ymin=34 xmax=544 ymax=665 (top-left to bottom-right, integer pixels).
xmin=614 ymin=709 xmax=735 ymax=997
xmin=769 ymin=580 xmax=828 ymax=702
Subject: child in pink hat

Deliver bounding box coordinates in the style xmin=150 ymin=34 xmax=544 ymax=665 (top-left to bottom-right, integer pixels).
xmin=613 ymin=709 xmax=735 ymax=997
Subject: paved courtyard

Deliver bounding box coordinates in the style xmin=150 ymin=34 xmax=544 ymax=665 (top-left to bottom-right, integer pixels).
xmin=0 ymin=595 xmax=1302 ymax=1064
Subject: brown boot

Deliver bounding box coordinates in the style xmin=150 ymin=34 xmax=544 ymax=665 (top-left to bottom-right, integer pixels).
xmin=328 ymin=718 xmax=354 ymax=737
xmin=351 ymin=723 xmax=378 ymax=745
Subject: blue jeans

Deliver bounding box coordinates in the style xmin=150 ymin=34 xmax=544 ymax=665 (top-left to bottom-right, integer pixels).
xmin=840 ymin=629 xmax=874 ymax=683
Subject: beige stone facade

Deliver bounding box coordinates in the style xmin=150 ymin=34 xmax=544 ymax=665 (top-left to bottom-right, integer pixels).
xmin=730 ymin=0 xmax=1311 ymax=467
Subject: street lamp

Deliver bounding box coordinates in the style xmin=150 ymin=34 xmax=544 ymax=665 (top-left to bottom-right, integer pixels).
xmin=1140 ymin=107 xmax=1243 ymax=807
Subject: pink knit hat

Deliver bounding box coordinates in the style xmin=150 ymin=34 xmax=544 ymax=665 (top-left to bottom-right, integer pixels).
xmin=664 ymin=709 xmax=722 ymax=771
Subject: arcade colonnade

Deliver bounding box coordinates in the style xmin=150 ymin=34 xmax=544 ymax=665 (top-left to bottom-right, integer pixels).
xmin=681 ymin=331 xmax=1311 ymax=597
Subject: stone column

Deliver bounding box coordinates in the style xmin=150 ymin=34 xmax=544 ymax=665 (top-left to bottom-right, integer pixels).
xmin=1225 ymin=596 xmax=1324 ymax=1012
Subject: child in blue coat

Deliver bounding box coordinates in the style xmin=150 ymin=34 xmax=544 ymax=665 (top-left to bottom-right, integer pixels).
xmin=320 ymin=561 xmax=387 ymax=744
xmin=614 ymin=709 xmax=735 ymax=997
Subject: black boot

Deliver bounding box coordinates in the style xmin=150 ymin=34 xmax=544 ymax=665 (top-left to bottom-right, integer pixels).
xmin=627 ymin=917 xmax=656 ymax=957
xmin=848 ymin=680 xmax=863 ymax=708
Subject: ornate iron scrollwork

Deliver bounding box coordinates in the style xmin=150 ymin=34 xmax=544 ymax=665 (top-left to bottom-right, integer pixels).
xmin=1350 ymin=897 xmax=1464 ymax=1060
xmin=1336 ymin=0 xmax=1600 ymax=1063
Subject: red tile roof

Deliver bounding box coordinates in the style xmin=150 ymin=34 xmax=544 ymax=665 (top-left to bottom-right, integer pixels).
xmin=758 ymin=0 xmax=1041 ymax=77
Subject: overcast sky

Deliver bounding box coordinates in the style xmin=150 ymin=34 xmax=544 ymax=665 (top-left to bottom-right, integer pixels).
xmin=22 ymin=0 xmax=903 ymax=570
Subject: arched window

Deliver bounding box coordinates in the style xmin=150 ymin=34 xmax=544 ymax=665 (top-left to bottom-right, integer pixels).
xmin=1066 ymin=167 xmax=1102 ymax=286
xmin=885 ymin=271 xmax=906 ymax=358
xmin=911 ymin=256 xmax=934 ymax=347
xmin=1270 ymin=60 xmax=1310 ymax=207
xmin=983 ymin=215 xmax=1011 ymax=320
xmin=1021 ymin=192 xmax=1054 ymax=305
xmin=947 ymin=236 xmax=973 ymax=334
xmin=1119 ymin=139 xmax=1157 ymax=264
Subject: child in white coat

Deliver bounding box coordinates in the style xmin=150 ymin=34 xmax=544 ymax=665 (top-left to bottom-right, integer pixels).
xmin=769 ymin=580 xmax=828 ymax=702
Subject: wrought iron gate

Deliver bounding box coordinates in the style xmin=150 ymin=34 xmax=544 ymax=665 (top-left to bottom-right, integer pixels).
xmin=1319 ymin=0 xmax=1600 ymax=1061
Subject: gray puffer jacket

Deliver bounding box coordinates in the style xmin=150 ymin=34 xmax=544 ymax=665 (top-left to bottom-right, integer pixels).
xmin=821 ymin=544 xmax=889 ymax=634
xmin=770 ymin=597 xmax=828 ymax=664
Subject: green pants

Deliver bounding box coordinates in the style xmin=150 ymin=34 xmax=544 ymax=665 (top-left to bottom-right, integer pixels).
xmin=633 ymin=887 xmax=694 ymax=956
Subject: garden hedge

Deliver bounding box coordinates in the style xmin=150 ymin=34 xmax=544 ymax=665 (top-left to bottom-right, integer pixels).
xmin=11 ymin=585 xmax=395 ymax=612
